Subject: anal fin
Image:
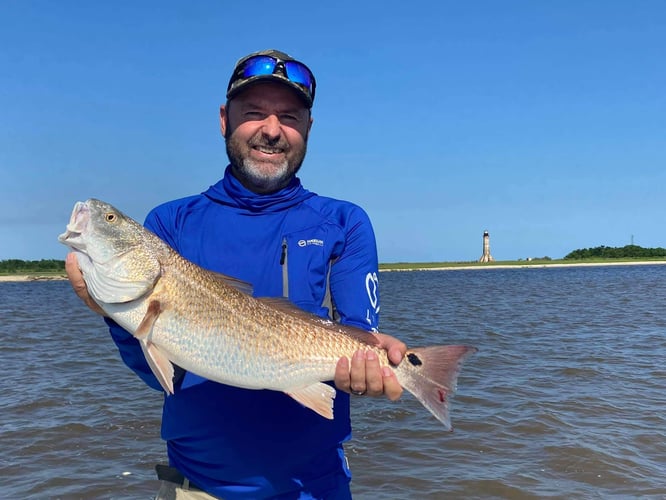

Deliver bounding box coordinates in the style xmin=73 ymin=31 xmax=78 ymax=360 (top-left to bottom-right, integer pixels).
xmin=135 ymin=299 xmax=162 ymax=339
xmin=285 ymin=382 xmax=337 ymax=419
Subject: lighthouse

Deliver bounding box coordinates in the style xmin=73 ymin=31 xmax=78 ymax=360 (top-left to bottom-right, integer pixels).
xmin=478 ymin=230 xmax=494 ymax=263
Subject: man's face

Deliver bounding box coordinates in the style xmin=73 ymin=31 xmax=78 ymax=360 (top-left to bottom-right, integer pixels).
xmin=220 ymin=81 xmax=313 ymax=194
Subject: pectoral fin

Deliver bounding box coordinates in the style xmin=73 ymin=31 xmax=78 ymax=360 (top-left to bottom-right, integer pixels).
xmin=134 ymin=299 xmax=174 ymax=394
xmin=139 ymin=339 xmax=175 ymax=394
xmin=135 ymin=299 xmax=162 ymax=339
xmin=285 ymin=382 xmax=337 ymax=419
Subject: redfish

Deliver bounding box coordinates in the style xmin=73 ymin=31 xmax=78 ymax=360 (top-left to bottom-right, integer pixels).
xmin=59 ymin=199 xmax=476 ymax=429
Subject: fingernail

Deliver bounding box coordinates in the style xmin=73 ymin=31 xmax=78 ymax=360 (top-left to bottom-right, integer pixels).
xmin=366 ymin=351 xmax=376 ymax=361
xmin=382 ymin=367 xmax=392 ymax=378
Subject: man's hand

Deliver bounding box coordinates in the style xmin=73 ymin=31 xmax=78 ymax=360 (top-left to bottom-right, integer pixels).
xmin=334 ymin=333 xmax=406 ymax=401
xmin=65 ymin=252 xmax=107 ymax=316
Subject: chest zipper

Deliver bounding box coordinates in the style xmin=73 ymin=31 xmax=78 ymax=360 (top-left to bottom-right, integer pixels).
xmin=280 ymin=238 xmax=289 ymax=298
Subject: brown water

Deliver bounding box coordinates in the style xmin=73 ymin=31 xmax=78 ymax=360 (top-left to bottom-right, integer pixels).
xmin=1 ymin=265 xmax=665 ymax=499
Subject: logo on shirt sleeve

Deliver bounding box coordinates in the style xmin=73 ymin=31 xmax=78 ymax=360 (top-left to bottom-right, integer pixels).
xmin=365 ymin=272 xmax=380 ymax=327
xmin=366 ymin=271 xmax=380 ymax=309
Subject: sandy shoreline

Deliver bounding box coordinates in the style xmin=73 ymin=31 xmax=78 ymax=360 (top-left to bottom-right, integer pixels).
xmin=0 ymin=274 xmax=68 ymax=282
xmin=2 ymin=260 xmax=665 ymax=282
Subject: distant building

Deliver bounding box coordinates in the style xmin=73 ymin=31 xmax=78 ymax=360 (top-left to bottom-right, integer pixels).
xmin=479 ymin=230 xmax=495 ymax=263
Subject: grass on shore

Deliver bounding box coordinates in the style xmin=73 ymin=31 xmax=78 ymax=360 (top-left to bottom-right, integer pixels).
xmin=379 ymin=257 xmax=666 ymax=271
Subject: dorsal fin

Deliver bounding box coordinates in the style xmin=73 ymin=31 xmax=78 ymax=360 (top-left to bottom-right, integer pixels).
xmin=205 ymin=269 xmax=254 ymax=296
xmin=256 ymin=297 xmax=382 ymax=348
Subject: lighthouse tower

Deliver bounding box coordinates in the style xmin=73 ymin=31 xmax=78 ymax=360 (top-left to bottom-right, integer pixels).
xmin=478 ymin=230 xmax=495 ymax=263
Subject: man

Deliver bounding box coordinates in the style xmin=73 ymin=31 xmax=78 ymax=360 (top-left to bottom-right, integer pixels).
xmin=66 ymin=49 xmax=406 ymax=499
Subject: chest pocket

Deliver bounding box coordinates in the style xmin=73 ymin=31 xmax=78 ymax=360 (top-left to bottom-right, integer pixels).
xmin=280 ymin=231 xmax=339 ymax=321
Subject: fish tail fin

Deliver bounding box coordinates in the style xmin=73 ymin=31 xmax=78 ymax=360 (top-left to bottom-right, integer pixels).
xmin=396 ymin=345 xmax=477 ymax=431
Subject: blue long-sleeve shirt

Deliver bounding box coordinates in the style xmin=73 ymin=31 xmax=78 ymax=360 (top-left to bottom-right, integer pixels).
xmin=106 ymin=167 xmax=380 ymax=498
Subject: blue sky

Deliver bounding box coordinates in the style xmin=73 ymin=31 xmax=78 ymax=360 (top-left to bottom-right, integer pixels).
xmin=1 ymin=1 xmax=664 ymax=263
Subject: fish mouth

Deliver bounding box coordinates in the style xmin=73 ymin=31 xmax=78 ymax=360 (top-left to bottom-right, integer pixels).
xmin=58 ymin=200 xmax=90 ymax=248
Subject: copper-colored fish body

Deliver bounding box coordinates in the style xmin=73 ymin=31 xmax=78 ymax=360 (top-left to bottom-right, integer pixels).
xmin=59 ymin=199 xmax=477 ymax=429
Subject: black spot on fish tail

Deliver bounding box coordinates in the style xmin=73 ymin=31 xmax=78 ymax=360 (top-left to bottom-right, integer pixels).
xmin=407 ymin=352 xmax=423 ymax=366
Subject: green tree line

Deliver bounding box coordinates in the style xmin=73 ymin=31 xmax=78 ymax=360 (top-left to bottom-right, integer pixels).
xmin=0 ymin=259 xmax=66 ymax=273
xmin=564 ymin=245 xmax=666 ymax=260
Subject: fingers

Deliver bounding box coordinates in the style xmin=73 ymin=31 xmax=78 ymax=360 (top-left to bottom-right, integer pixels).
xmin=347 ymin=350 xmax=369 ymax=395
xmin=334 ymin=349 xmax=403 ymax=400
xmin=334 ymin=356 xmax=351 ymax=393
xmin=376 ymin=335 xmax=406 ymax=400
xmin=65 ymin=253 xmax=85 ymax=295
xmin=381 ymin=366 xmax=403 ymax=401
xmin=352 ymin=350 xmax=383 ymax=397
xmin=335 ymin=351 xmax=371 ymax=395
xmin=374 ymin=333 xmax=407 ymax=365
xmin=65 ymin=252 xmax=107 ymax=316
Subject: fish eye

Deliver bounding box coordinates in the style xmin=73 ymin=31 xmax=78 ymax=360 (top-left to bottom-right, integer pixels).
xmin=105 ymin=212 xmax=117 ymax=223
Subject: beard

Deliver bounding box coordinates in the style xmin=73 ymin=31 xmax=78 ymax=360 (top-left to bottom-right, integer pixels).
xmin=226 ymin=128 xmax=307 ymax=194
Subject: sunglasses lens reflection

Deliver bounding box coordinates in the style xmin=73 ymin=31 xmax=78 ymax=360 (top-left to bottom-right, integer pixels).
xmin=241 ymin=56 xmax=277 ymax=78
xmin=284 ymin=61 xmax=313 ymax=88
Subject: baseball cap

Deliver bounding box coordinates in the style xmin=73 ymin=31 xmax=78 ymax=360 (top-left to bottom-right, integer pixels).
xmin=226 ymin=49 xmax=316 ymax=108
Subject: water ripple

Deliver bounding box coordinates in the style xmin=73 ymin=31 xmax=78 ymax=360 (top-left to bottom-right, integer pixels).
xmin=2 ymin=266 xmax=666 ymax=497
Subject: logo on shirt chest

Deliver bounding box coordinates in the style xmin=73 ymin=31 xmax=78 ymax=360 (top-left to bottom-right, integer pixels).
xmin=297 ymin=238 xmax=324 ymax=247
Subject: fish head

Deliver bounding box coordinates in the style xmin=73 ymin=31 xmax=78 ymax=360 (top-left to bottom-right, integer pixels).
xmin=58 ymin=199 xmax=162 ymax=305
